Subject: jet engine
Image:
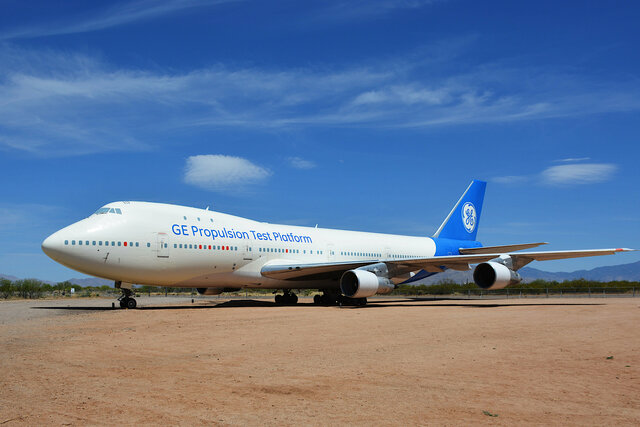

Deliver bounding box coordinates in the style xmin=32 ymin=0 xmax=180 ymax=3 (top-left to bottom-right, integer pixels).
xmin=340 ymin=269 xmax=395 ymax=298
xmin=473 ymin=262 xmax=522 ymax=290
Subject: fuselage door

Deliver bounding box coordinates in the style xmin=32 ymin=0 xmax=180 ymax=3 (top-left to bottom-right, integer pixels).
xmin=156 ymin=232 xmax=169 ymax=258
xmin=327 ymin=243 xmax=335 ymax=261
xmin=242 ymin=244 xmax=253 ymax=261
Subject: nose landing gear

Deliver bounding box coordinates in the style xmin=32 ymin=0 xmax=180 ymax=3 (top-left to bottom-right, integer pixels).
xmin=118 ymin=289 xmax=137 ymax=309
xmin=115 ymin=281 xmax=137 ymax=309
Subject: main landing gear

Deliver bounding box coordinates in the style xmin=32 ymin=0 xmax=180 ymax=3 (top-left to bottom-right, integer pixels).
xmin=275 ymin=290 xmax=298 ymax=305
xmin=313 ymin=292 xmax=367 ymax=306
xmin=115 ymin=282 xmax=137 ymax=309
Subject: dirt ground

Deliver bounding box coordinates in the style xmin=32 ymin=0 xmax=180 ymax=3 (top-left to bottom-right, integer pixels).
xmin=1 ymin=296 xmax=639 ymax=426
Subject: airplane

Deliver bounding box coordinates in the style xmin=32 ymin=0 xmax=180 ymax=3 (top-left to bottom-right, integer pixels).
xmin=41 ymin=180 xmax=634 ymax=308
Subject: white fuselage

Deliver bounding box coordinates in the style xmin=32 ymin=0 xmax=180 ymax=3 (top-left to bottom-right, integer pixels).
xmin=42 ymin=201 xmax=438 ymax=290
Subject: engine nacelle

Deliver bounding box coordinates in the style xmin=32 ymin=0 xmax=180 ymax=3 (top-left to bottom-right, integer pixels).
xmin=473 ymin=262 xmax=522 ymax=290
xmin=340 ymin=270 xmax=395 ymax=298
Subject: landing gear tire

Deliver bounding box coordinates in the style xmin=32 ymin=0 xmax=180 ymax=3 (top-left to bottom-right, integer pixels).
xmin=118 ymin=288 xmax=137 ymax=309
xmin=315 ymin=293 xmax=337 ymax=306
xmin=275 ymin=291 xmax=298 ymax=305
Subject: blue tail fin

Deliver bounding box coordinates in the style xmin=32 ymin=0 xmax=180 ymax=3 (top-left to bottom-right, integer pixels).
xmin=433 ymin=180 xmax=486 ymax=241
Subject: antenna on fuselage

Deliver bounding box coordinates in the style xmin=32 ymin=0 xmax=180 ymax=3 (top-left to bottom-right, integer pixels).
xmin=206 ymin=206 xmax=210 ymax=211
xmin=315 ymin=224 xmax=318 ymax=228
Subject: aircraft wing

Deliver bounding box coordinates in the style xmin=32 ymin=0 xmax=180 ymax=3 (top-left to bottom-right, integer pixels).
xmin=459 ymin=242 xmax=548 ymax=254
xmin=260 ymin=248 xmax=634 ymax=281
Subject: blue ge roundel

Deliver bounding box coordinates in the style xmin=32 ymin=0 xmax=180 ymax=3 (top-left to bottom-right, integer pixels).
xmin=461 ymin=202 xmax=476 ymax=233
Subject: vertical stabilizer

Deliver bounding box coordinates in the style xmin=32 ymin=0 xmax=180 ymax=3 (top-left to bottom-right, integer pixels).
xmin=433 ymin=180 xmax=486 ymax=241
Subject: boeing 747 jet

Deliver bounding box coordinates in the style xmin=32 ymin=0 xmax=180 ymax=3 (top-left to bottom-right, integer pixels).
xmin=41 ymin=180 xmax=634 ymax=308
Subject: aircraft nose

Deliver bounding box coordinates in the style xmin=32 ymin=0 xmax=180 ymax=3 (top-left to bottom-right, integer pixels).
xmin=42 ymin=231 xmax=63 ymax=260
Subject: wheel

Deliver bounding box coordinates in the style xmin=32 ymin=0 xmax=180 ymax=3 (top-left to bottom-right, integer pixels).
xmin=313 ymin=294 xmax=322 ymax=305
xmin=275 ymin=294 xmax=283 ymax=304
xmin=119 ymin=299 xmax=127 ymax=308
xmin=321 ymin=294 xmax=335 ymax=306
xmin=126 ymin=298 xmax=137 ymax=309
xmin=289 ymin=294 xmax=298 ymax=305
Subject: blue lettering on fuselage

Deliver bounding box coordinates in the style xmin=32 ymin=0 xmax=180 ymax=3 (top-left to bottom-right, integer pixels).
xmin=170 ymin=224 xmax=312 ymax=244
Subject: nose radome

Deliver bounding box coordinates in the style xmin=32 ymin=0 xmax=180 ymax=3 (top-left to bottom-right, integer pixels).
xmin=42 ymin=232 xmax=63 ymax=260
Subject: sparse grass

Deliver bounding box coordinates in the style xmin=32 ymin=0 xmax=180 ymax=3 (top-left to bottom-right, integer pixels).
xmin=482 ymin=410 xmax=499 ymax=417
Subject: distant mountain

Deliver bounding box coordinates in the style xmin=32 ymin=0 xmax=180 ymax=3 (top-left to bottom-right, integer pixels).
xmin=519 ymin=261 xmax=640 ymax=282
xmin=414 ymin=260 xmax=640 ymax=285
xmin=0 ymin=274 xmax=110 ymax=287
xmin=67 ymin=277 xmax=113 ymax=287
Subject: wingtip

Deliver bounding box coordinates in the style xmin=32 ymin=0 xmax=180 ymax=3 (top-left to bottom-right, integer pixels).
xmin=616 ymin=248 xmax=637 ymax=252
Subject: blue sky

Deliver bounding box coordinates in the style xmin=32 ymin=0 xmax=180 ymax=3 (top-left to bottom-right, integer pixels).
xmin=1 ymin=0 xmax=639 ymax=282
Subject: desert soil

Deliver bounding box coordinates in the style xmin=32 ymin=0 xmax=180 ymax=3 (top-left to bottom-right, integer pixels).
xmin=0 ymin=296 xmax=639 ymax=426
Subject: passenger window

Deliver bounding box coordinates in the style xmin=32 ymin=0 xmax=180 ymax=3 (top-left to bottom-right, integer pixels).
xmin=99 ymin=241 xmax=102 ymax=246
xmin=197 ymin=217 xmax=200 ymax=221
xmin=174 ymin=244 xmax=177 ymax=248
xmin=64 ymin=240 xmax=69 ymax=245
xmin=92 ymin=241 xmax=96 ymax=245
xmin=147 ymin=243 xmax=150 ymax=247
xmin=79 ymin=241 xmax=83 ymax=245
xmin=118 ymin=242 xmax=121 ymax=246
xmin=136 ymin=242 xmax=139 ymax=247
xmin=183 ymin=216 xmax=187 ymax=220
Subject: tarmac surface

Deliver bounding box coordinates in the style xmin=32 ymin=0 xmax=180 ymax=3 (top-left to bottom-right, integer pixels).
xmin=1 ymin=296 xmax=639 ymax=425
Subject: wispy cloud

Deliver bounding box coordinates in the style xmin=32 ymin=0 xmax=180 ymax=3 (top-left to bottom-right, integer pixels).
xmin=541 ymin=163 xmax=617 ymax=185
xmin=287 ymin=157 xmax=316 ymax=169
xmin=554 ymin=157 xmax=591 ymax=163
xmin=2 ymin=44 xmax=640 ymax=156
xmin=183 ymin=155 xmax=271 ymax=192
xmin=493 ymin=162 xmax=618 ymax=186
xmin=0 ymin=0 xmax=240 ymax=40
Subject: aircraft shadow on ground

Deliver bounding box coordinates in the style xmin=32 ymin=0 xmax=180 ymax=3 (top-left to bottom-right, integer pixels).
xmin=31 ymin=298 xmax=604 ymax=311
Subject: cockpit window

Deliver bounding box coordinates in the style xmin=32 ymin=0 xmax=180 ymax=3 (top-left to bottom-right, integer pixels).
xmin=94 ymin=207 xmax=123 ymax=215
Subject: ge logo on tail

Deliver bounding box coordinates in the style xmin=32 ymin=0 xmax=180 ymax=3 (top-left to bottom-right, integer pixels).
xmin=461 ymin=202 xmax=476 ymax=233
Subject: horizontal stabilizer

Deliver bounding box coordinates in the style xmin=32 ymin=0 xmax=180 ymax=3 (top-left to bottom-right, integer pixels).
xmin=459 ymin=242 xmax=548 ymax=254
